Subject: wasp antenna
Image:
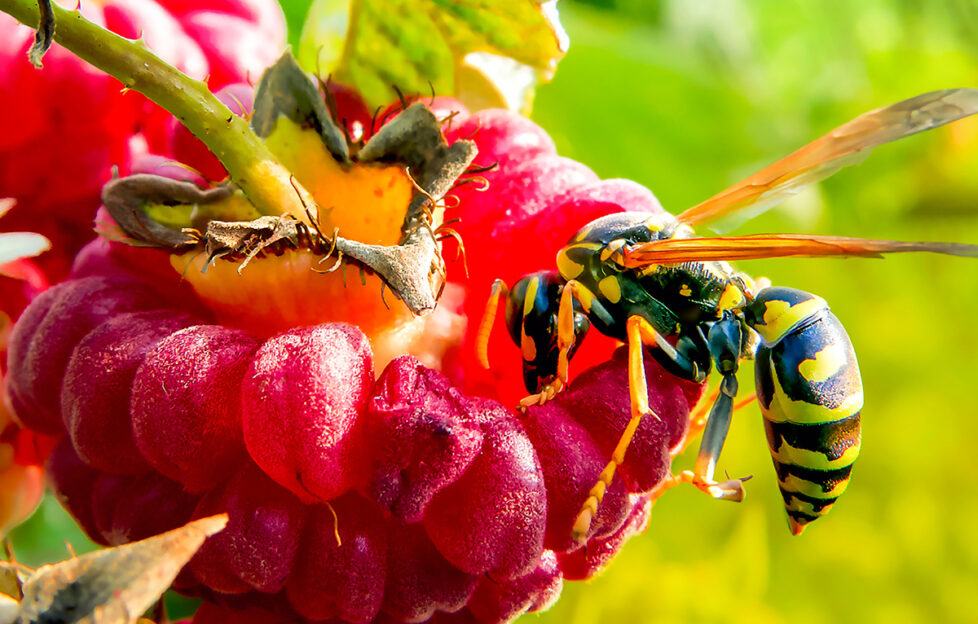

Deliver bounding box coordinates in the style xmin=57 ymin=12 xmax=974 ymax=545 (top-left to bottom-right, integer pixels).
xmin=379 ymin=281 xmax=391 ymax=310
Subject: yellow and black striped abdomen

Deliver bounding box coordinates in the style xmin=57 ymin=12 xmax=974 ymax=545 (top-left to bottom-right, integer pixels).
xmin=749 ymin=290 xmax=862 ymax=535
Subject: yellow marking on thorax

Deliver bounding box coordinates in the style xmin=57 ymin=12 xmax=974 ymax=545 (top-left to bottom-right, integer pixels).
xmin=644 ymin=215 xmax=666 ymax=231
xmin=799 ymin=343 xmax=847 ymax=383
xmin=772 ymin=439 xmax=861 ymax=471
xmin=718 ymin=283 xmax=745 ymax=310
xmin=679 ymin=284 xmax=692 ymax=297
xmin=556 ymin=249 xmax=584 ymax=280
xmin=598 ymin=276 xmax=622 ymax=304
xmin=557 ymin=243 xmax=601 ymax=280
xmin=636 ymin=264 xmax=660 ymax=278
xmin=599 ymin=239 xmax=627 ymax=263
xmin=754 ymin=296 xmax=827 ymax=344
xmin=573 ymin=226 xmax=593 ymax=242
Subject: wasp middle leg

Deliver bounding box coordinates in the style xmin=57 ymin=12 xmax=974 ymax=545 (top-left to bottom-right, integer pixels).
xmin=571 ymin=314 xmax=670 ymax=540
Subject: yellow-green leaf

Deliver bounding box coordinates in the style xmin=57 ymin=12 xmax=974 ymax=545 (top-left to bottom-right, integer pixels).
xmin=298 ymin=0 xmax=567 ymax=112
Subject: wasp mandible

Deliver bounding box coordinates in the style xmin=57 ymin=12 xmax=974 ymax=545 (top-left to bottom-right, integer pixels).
xmin=477 ymin=89 xmax=978 ymax=537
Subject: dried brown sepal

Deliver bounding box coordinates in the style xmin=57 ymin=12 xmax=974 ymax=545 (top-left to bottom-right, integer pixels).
xmin=26 ymin=0 xmax=54 ymax=68
xmin=334 ymin=232 xmax=445 ymax=315
xmin=361 ymin=102 xmax=478 ymax=234
xmin=102 ymin=176 xmax=232 ymax=250
xmin=6 ymin=514 xmax=227 ymax=624
xmin=252 ymin=52 xmax=350 ymax=166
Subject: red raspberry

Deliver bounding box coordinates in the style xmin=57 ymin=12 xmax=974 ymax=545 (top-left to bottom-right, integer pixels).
xmin=0 ymin=0 xmax=285 ymax=282
xmin=286 ymin=493 xmax=389 ymax=622
xmin=132 ymin=325 xmax=257 ymax=492
xmin=242 ymin=324 xmax=374 ymax=502
xmin=190 ymin=463 xmax=308 ymax=594
xmin=5 ymin=97 xmax=702 ymax=623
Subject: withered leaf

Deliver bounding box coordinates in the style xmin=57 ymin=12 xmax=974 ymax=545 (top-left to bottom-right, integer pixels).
xmin=10 ymin=514 xmax=227 ymax=624
xmin=252 ymin=53 xmax=350 ymax=164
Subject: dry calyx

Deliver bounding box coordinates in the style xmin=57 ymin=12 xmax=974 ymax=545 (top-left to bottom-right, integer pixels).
xmin=102 ymin=53 xmax=477 ymax=317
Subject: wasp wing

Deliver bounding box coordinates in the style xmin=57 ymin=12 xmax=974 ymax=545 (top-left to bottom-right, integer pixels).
xmin=621 ymin=234 xmax=978 ymax=266
xmin=675 ymin=89 xmax=978 ymax=229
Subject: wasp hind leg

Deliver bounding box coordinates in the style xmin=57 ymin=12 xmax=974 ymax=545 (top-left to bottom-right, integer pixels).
xmin=668 ymin=314 xmax=752 ymax=502
xmin=670 ymin=372 xmax=750 ymax=501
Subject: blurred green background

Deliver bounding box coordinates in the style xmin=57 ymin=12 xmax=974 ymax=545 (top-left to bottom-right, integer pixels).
xmin=530 ymin=2 xmax=978 ymax=624
xmin=11 ymin=1 xmax=978 ymax=622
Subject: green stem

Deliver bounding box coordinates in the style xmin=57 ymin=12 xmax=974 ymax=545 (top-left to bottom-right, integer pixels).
xmin=0 ymin=0 xmax=319 ymax=219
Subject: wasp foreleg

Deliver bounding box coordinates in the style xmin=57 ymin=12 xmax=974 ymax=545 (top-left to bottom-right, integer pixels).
xmin=476 ymin=279 xmax=509 ymax=369
xmin=519 ymin=279 xmax=592 ymax=408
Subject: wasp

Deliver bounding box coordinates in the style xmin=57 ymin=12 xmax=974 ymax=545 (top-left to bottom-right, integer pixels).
xmin=477 ymin=89 xmax=978 ymax=537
